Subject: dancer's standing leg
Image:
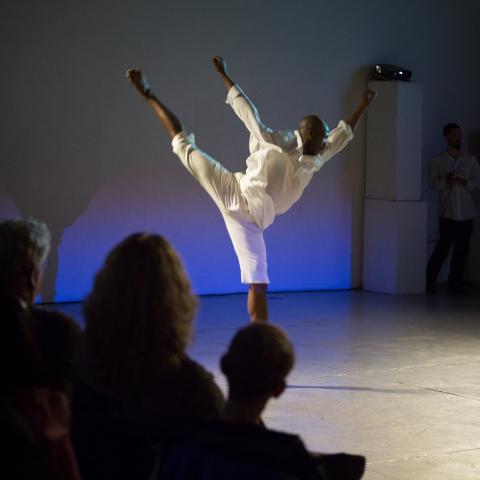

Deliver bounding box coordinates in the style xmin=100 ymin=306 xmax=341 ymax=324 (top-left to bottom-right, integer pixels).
xmin=212 ymin=57 xmax=268 ymax=322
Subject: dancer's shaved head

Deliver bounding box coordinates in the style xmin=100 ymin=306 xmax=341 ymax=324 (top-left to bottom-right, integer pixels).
xmin=299 ymin=115 xmax=324 ymax=132
xmin=299 ymin=115 xmax=328 ymax=155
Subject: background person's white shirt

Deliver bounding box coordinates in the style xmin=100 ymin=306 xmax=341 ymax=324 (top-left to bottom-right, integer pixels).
xmin=227 ymin=86 xmax=353 ymax=230
xmin=429 ymin=152 xmax=480 ymax=221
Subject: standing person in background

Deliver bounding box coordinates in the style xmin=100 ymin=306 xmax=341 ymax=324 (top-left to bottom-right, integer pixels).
xmin=427 ymin=123 xmax=480 ymax=293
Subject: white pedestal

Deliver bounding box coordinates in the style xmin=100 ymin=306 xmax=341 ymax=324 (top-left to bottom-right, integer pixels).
xmin=363 ymin=199 xmax=427 ymax=294
xmin=366 ymin=81 xmax=422 ymax=201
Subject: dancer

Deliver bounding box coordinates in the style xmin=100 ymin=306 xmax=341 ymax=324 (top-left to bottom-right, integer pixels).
xmin=126 ymin=57 xmax=375 ymax=322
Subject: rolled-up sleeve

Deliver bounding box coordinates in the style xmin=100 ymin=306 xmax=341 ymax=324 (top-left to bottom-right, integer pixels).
xmin=226 ymin=85 xmax=298 ymax=153
xmin=226 ymin=85 xmax=243 ymax=104
xmin=321 ymin=120 xmax=354 ymax=162
xmin=226 ymin=85 xmax=270 ymax=144
xmin=171 ymin=131 xmax=198 ymax=173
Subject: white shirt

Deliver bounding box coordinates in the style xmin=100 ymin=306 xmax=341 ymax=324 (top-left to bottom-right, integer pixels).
xmin=428 ymin=151 xmax=480 ymax=221
xmin=226 ymin=86 xmax=354 ymax=230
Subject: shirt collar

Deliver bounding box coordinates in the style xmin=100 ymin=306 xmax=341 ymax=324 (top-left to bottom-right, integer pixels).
xmin=294 ymin=130 xmax=303 ymax=149
xmin=445 ymin=150 xmax=463 ymax=162
xmin=295 ymin=130 xmax=322 ymax=161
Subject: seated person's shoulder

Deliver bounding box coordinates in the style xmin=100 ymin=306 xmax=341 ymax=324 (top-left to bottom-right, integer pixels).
xmin=179 ymin=356 xmax=217 ymax=382
xmin=29 ymin=306 xmax=82 ymax=387
xmin=199 ymin=420 xmax=308 ymax=453
xmin=30 ymin=305 xmax=81 ymax=339
xmin=173 ymin=356 xmax=225 ymax=411
xmin=186 ymin=422 xmax=365 ymax=480
xmin=116 ymin=357 xmax=225 ymax=435
xmin=187 ymin=421 xmax=321 ymax=479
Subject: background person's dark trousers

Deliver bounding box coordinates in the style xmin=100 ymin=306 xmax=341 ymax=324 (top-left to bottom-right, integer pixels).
xmin=426 ymin=217 xmax=474 ymax=292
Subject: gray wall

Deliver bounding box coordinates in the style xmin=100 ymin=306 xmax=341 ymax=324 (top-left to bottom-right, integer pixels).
xmin=1 ymin=0 xmax=479 ymax=301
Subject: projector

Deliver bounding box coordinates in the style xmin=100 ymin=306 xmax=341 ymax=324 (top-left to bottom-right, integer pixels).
xmin=373 ymin=64 xmax=412 ymax=81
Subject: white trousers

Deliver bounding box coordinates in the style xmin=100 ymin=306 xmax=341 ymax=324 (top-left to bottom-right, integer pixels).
xmin=172 ymin=132 xmax=269 ymax=284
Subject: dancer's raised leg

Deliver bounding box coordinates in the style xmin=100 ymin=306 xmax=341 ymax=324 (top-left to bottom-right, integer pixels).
xmin=126 ymin=68 xmax=237 ymax=212
xmin=212 ymin=56 xmax=272 ymax=145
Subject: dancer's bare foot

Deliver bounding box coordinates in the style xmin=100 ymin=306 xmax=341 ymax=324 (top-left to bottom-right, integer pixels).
xmin=126 ymin=69 xmax=152 ymax=99
xmin=212 ymin=56 xmax=235 ymax=91
xmin=212 ymin=56 xmax=227 ymax=75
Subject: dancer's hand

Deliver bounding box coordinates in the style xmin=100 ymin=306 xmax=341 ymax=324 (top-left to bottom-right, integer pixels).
xmin=362 ymin=89 xmax=376 ymax=107
xmin=347 ymin=89 xmax=376 ymax=129
xmin=212 ymin=56 xmax=227 ymax=75
xmin=126 ymin=69 xmax=152 ymax=99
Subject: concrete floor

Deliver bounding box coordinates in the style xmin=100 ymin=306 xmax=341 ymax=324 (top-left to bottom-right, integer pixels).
xmin=56 ymin=288 xmax=480 ymax=479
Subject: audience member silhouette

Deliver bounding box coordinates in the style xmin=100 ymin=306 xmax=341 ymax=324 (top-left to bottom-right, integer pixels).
xmin=152 ymin=323 xmax=365 ymax=480
xmin=0 ymin=218 xmax=81 ymax=478
xmin=0 ymin=218 xmax=80 ymax=390
xmin=0 ymin=296 xmax=80 ymax=479
xmin=0 ymin=219 xmax=365 ymax=478
xmin=71 ymin=233 xmax=225 ymax=479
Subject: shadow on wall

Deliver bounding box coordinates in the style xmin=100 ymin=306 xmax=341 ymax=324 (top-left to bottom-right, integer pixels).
xmin=0 ymin=189 xmax=90 ymax=305
xmin=0 ymin=1 xmax=161 ymax=303
xmin=468 ymin=129 xmax=480 ymax=208
xmin=340 ymin=64 xmax=373 ymax=288
xmin=0 ymin=139 xmax=112 ymax=303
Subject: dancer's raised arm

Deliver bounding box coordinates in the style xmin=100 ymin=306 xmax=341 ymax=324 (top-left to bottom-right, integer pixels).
xmin=346 ymin=89 xmax=376 ymax=131
xmin=126 ymin=69 xmax=182 ymax=141
xmin=319 ymin=89 xmax=376 ymax=163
